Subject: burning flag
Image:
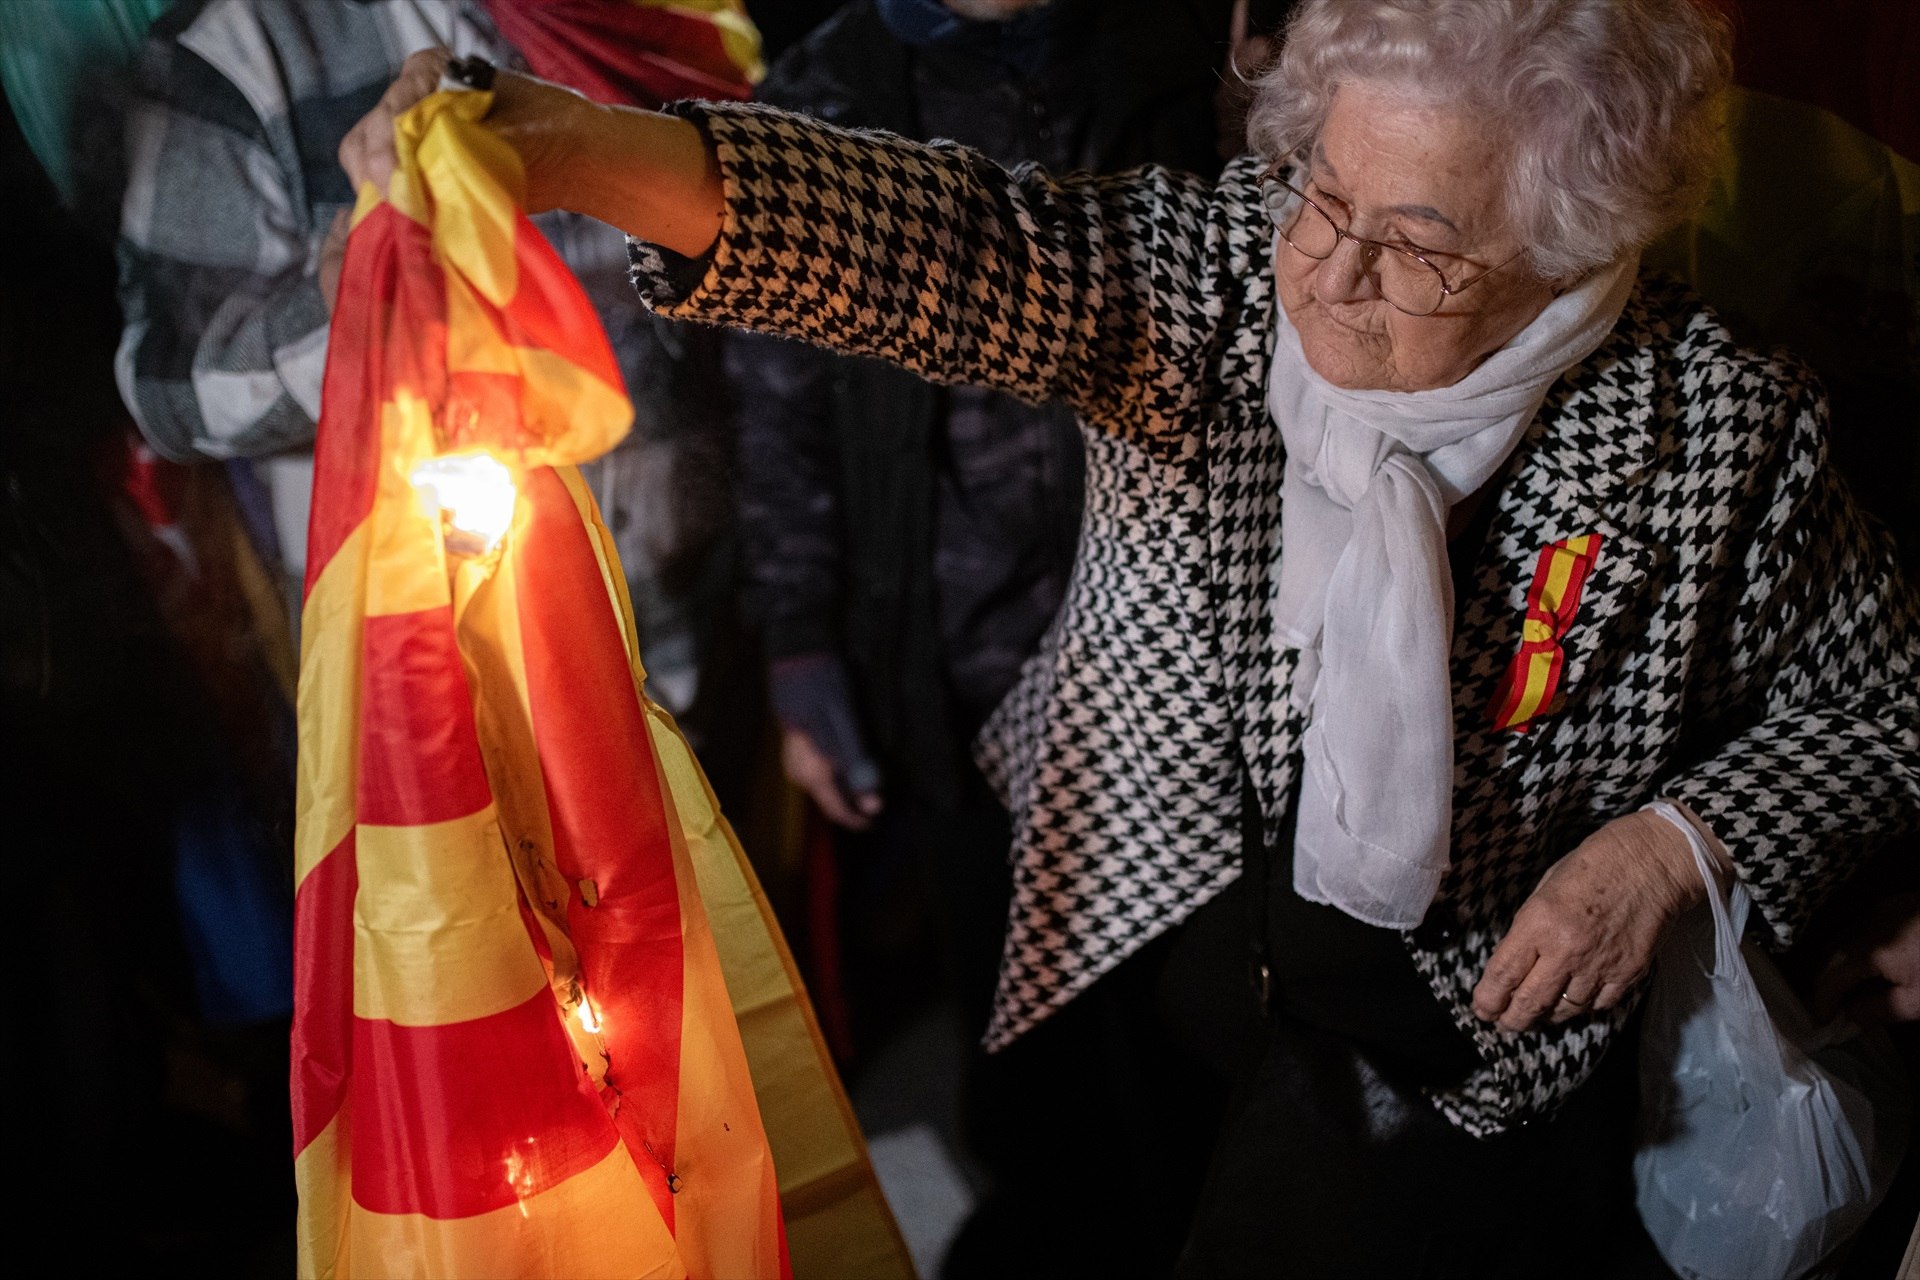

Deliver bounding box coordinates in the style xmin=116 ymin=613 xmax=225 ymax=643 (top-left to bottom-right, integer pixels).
xmin=291 ymin=74 xmax=905 ymax=1279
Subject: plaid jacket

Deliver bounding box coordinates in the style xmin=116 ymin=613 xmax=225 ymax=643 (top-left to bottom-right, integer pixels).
xmin=114 ymin=0 xmax=733 ymax=717
xmin=115 ymin=0 xmax=508 ymax=470
xmin=631 ymin=102 xmax=1920 ymax=1134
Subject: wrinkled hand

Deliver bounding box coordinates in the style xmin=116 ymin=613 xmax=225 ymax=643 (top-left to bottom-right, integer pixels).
xmin=1473 ymin=809 xmax=1712 ymax=1032
xmin=1812 ymin=891 xmax=1920 ymax=1026
xmin=337 ymin=48 xmax=600 ymax=213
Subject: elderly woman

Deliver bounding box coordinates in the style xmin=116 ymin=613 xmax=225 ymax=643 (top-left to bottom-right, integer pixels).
xmin=345 ymin=0 xmax=1918 ymax=1272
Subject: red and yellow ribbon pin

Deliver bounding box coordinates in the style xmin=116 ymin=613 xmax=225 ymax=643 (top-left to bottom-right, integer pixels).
xmin=1487 ymin=533 xmax=1604 ymax=733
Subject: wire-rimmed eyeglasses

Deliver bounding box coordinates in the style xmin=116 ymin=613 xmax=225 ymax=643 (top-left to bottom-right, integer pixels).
xmin=1260 ymin=169 xmax=1522 ymax=318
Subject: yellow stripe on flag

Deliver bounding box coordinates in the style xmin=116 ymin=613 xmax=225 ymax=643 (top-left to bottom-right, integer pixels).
xmin=346 ymin=1143 xmax=683 ymax=1280
xmin=518 ymin=346 xmax=636 ymax=461
xmin=444 ymin=273 xmax=521 ymax=378
xmin=366 ymin=394 xmax=451 ymax=620
xmin=295 ymin=1114 xmax=352 ymax=1280
xmin=354 ymin=808 xmax=551 ymax=1026
xmin=405 ymin=92 xmax=524 ymax=306
xmin=651 ymin=712 xmax=786 ymax=1278
xmin=297 ymin=520 xmax=370 ymax=889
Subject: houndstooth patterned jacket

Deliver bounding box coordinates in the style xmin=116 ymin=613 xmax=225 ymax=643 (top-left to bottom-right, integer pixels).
xmin=631 ymin=102 xmax=1920 ymax=1136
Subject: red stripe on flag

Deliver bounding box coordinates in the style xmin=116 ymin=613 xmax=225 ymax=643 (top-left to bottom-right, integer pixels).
xmin=516 ymin=467 xmax=685 ymax=1225
xmin=308 ymin=208 xmax=447 ymax=593
xmin=350 ymin=990 xmax=618 ymax=1218
xmin=293 ymin=832 xmax=358 ymax=1156
xmin=501 ymin=221 xmax=624 ymax=391
xmin=359 ymin=607 xmax=493 ymax=827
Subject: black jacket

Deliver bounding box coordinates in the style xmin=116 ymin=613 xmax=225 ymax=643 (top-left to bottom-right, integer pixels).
xmin=728 ymin=0 xmax=1231 ymax=804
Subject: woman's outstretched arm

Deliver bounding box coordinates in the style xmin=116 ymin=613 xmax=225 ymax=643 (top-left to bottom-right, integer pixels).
xmin=344 ymin=50 xmax=1262 ymax=442
xmin=339 ymin=49 xmax=724 ymax=257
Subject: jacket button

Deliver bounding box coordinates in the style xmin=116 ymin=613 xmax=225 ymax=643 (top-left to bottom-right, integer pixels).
xmin=1417 ymin=901 xmax=1460 ymax=944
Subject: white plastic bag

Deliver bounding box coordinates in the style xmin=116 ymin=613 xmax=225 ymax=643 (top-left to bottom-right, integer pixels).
xmin=1634 ymin=816 xmax=1908 ymax=1280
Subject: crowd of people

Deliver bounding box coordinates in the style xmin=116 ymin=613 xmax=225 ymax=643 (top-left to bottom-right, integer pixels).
xmin=3 ymin=0 xmax=1916 ymax=1276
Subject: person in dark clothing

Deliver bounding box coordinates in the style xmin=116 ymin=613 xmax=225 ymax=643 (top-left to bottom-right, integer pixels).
xmin=724 ymin=1 xmax=1243 ymax=1272
xmin=733 ymin=0 xmax=1230 ymax=831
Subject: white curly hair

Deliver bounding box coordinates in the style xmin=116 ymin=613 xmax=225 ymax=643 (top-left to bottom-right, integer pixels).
xmin=1245 ymin=0 xmax=1732 ymax=281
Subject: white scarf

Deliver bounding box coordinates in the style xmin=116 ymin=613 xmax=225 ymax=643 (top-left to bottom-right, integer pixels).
xmin=1266 ymin=254 xmax=1637 ymax=928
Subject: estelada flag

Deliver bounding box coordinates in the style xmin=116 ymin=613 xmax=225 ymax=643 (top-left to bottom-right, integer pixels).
xmin=292 ymin=85 xmax=908 ymax=1279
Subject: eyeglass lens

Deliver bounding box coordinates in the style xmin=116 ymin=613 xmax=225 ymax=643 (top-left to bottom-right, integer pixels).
xmin=1263 ymin=184 xmax=1447 ymax=317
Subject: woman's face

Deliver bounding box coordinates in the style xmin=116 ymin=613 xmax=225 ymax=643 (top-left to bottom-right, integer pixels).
xmin=1274 ymin=83 xmax=1558 ymax=392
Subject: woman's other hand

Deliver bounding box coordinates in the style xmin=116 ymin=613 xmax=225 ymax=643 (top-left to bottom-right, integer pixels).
xmin=337 ymin=49 xmax=722 ymax=254
xmin=1472 ymin=810 xmax=1715 ymax=1032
